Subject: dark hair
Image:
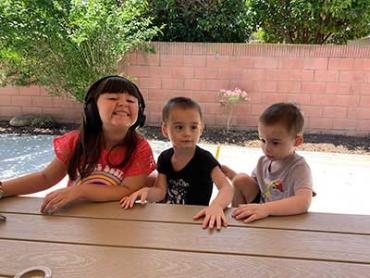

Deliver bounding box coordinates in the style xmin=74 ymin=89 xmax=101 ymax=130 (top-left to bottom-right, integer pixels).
xmin=68 ymin=76 xmax=146 ymax=180
xmin=162 ymin=97 xmax=203 ymax=123
xmin=259 ymin=103 xmax=304 ymax=135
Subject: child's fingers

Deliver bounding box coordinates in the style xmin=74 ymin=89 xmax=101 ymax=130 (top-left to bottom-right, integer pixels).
xmin=216 ymin=216 xmax=222 ymax=230
xmin=129 ymin=194 xmax=137 ymax=208
xmin=202 ymin=214 xmax=211 ymax=229
xmin=193 ymin=208 xmax=205 ymax=220
xmin=119 ymin=196 xmax=128 ymax=205
xmin=244 ymin=214 xmax=258 ymax=223
xmin=140 ymin=191 xmax=148 ymax=204
xmin=221 ymin=214 xmax=228 ymax=227
xmin=234 ymin=209 xmax=252 ymax=220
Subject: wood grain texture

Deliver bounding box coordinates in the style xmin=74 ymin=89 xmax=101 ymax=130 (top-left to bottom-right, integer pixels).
xmin=1 ymin=197 xmax=370 ymax=235
xmin=1 ymin=239 xmax=370 ymax=278
xmin=1 ymin=213 xmax=370 ymax=264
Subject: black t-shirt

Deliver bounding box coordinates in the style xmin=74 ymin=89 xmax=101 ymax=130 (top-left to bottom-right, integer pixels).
xmin=157 ymin=146 xmax=220 ymax=206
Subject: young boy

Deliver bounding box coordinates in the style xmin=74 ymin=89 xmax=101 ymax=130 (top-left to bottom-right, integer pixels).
xmin=120 ymin=97 xmax=233 ymax=230
xmin=223 ymin=102 xmax=314 ymax=223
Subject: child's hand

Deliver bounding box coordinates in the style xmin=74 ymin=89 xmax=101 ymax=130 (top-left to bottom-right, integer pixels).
xmin=40 ymin=186 xmax=80 ymax=214
xmin=232 ymin=203 xmax=269 ymax=223
xmin=193 ymin=204 xmax=227 ymax=230
xmin=120 ymin=187 xmax=150 ymax=209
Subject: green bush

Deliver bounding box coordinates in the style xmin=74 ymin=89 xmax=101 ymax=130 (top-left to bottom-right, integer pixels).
xmin=148 ymin=0 xmax=253 ymax=42
xmin=0 ymin=0 xmax=160 ymax=101
xmin=249 ymin=0 xmax=370 ymax=44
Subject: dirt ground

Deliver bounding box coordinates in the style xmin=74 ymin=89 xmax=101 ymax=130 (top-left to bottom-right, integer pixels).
xmin=1 ymin=121 xmax=369 ymax=155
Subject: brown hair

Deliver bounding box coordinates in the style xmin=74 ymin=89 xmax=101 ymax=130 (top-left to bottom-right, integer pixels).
xmin=259 ymin=102 xmax=304 ymax=135
xmin=162 ymin=97 xmax=203 ymax=123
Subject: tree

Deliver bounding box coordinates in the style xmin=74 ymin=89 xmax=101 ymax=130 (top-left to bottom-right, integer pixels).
xmin=249 ymin=0 xmax=370 ymax=44
xmin=148 ymin=0 xmax=254 ymax=42
xmin=0 ymin=0 xmax=160 ymax=101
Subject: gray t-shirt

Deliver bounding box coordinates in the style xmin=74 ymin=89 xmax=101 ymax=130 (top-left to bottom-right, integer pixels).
xmin=252 ymin=152 xmax=313 ymax=202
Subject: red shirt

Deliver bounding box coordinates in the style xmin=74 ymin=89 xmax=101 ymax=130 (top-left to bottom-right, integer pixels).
xmin=53 ymin=130 xmax=156 ymax=187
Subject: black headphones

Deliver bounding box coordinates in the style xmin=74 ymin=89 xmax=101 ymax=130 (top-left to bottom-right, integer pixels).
xmin=83 ymin=75 xmax=146 ymax=130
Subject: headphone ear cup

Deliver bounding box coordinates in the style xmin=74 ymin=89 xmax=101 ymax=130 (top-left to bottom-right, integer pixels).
xmin=84 ymin=101 xmax=101 ymax=130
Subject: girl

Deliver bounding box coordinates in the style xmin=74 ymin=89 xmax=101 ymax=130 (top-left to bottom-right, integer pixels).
xmin=0 ymin=76 xmax=156 ymax=214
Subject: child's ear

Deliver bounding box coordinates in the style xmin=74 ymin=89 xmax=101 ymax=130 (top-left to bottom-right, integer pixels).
xmin=161 ymin=122 xmax=169 ymax=138
xmin=294 ymin=134 xmax=304 ymax=147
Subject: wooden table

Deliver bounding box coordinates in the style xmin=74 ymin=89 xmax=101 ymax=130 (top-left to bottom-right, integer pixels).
xmin=1 ymin=197 xmax=370 ymax=277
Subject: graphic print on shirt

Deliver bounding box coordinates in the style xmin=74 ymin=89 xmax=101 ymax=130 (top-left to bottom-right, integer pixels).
xmin=262 ymin=178 xmax=283 ymax=201
xmin=166 ymin=178 xmax=190 ymax=204
xmin=71 ymin=164 xmax=125 ymax=187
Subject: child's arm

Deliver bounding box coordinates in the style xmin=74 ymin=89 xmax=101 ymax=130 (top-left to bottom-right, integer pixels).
xmin=1 ymin=158 xmax=67 ymax=197
xmin=233 ymin=188 xmax=312 ymax=223
xmin=193 ymin=166 xmax=234 ymax=230
xmin=40 ymin=173 xmax=149 ymax=213
xmin=120 ymin=173 xmax=168 ymax=209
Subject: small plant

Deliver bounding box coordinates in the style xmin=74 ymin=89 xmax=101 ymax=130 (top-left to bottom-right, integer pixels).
xmin=219 ymin=88 xmax=250 ymax=131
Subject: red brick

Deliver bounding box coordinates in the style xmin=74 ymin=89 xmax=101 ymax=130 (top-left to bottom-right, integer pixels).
xmin=314 ymin=70 xmax=338 ymax=82
xmin=261 ymin=93 xmax=287 ymax=104
xmin=206 ymin=56 xmax=231 ymax=67
xmin=147 ymin=89 xmax=176 ymax=102
xmin=353 ymin=108 xmax=370 ymax=120
xmin=360 ymin=96 xmax=370 ymax=106
xmin=202 ymin=103 xmax=224 ymax=114
xmin=161 ymin=79 xmax=184 ymax=90
xmin=301 ymin=106 xmax=323 ymax=117
xmin=237 ymin=115 xmax=258 ymax=127
xmin=0 ymin=96 xmax=12 ymax=105
xmin=31 ymin=97 xmax=53 ymax=107
xmin=218 ymin=68 xmax=243 ymax=79
xmin=303 ymin=58 xmax=328 ymax=70
xmin=265 ymin=70 xmax=314 ymax=81
xmin=286 ymin=94 xmax=311 ymax=105
xmin=146 ymin=101 xmax=163 ymax=114
xmin=328 ymin=58 xmax=354 ymax=70
xmin=184 ymin=79 xmax=206 ymax=91
xmin=322 ymin=107 xmax=348 ymax=118
xmin=257 ymin=81 xmax=277 ymax=92
xmin=332 ymin=119 xmax=357 ymax=130
xmin=301 ymin=82 xmax=326 ymax=94
xmin=136 ymin=53 xmax=160 ymax=66
xmin=11 ymin=96 xmax=33 ymax=106
xmin=311 ymin=95 xmax=359 ymax=106
xmin=0 ymin=86 xmax=19 ymax=95
xmin=241 ymin=69 xmax=265 ymax=81
xmin=205 ymin=80 xmax=230 ymax=91
xmin=194 ymin=68 xmax=218 ymax=79
xmin=192 ymin=91 xmax=218 ymax=103
xmin=277 ymin=81 xmax=301 ymax=93
xmin=325 ymin=83 xmax=352 ymax=94
xmin=278 ymin=58 xmax=304 ymax=69
xmin=339 ymin=71 xmax=365 ymax=82
xmin=126 ymin=66 xmax=150 ymax=77
xmin=352 ymin=59 xmax=370 ymax=71
xmin=172 ymin=67 xmax=194 ymax=79
xmin=126 ymin=52 xmax=137 ymax=64
xmin=357 ymin=120 xmax=370 ymax=131
xmin=18 ymin=86 xmax=40 ymax=96
xmin=307 ymin=117 xmax=333 ymax=129
xmin=21 ymin=107 xmax=42 ymax=114
xmin=161 ymin=55 xmax=184 ymax=66
xmin=231 ymin=57 xmax=254 ymax=69
xmin=254 ymin=57 xmax=278 ymax=69
xmin=149 ymin=67 xmax=172 ymax=78
xmin=184 ymin=56 xmax=206 ymax=67
xmin=0 ymin=106 xmax=22 ymax=116
xmin=137 ymin=78 xmax=161 ymax=89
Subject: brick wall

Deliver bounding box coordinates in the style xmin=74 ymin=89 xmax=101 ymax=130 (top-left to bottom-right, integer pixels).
xmin=0 ymin=86 xmax=82 ymax=123
xmin=1 ymin=42 xmax=369 ymax=135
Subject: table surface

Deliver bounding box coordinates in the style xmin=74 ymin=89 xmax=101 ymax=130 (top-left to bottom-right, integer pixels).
xmin=1 ymin=196 xmax=370 ymax=277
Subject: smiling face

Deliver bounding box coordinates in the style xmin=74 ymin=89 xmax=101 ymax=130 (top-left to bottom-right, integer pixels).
xmin=97 ymin=92 xmax=139 ymax=132
xmin=162 ymin=107 xmax=203 ymax=150
xmin=258 ymin=122 xmax=303 ymax=161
